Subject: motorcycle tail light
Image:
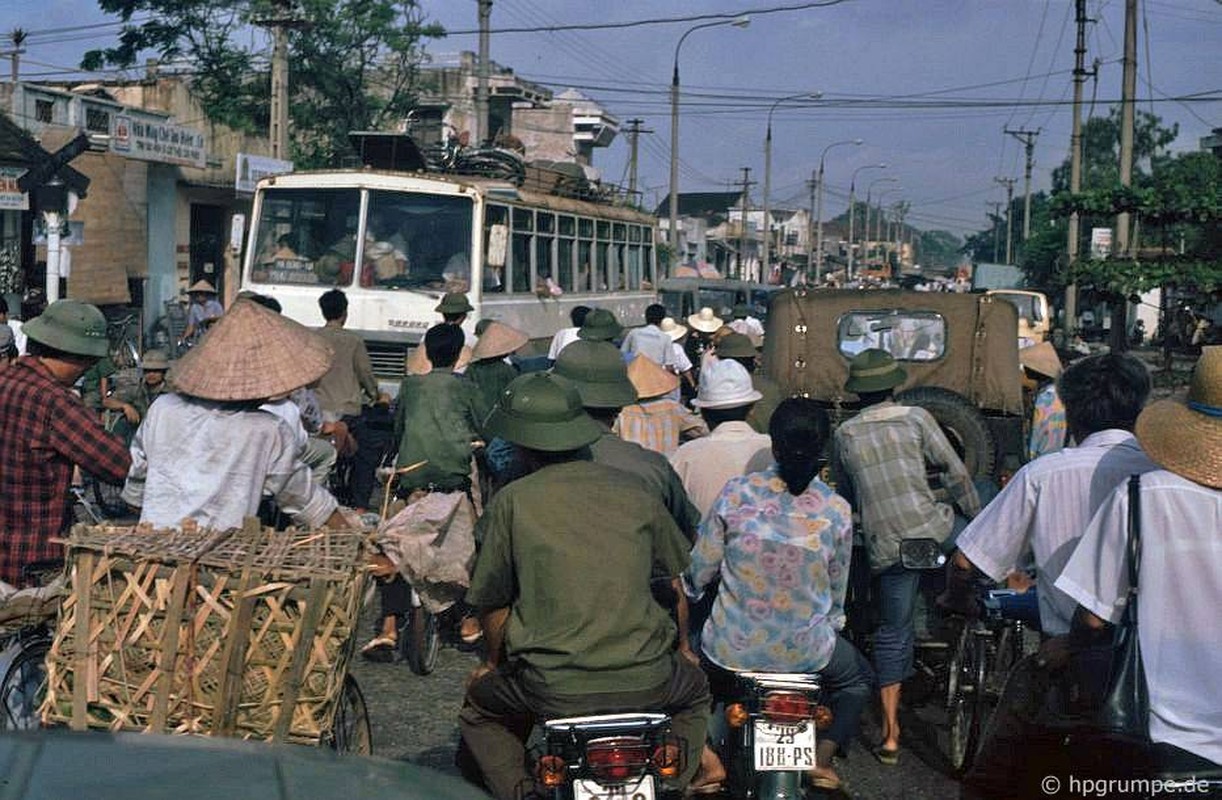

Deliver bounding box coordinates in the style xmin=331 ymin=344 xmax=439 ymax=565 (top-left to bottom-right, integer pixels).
xmin=537 ymin=754 xmax=566 ymax=788
xmin=812 ymin=704 xmax=834 ymax=731
xmin=762 ymin=691 xmax=812 ymax=723
xmin=725 ymin=702 xmax=750 ymax=728
xmin=652 ymin=740 xmax=682 ymax=779
xmin=586 ymin=737 xmax=649 ymax=784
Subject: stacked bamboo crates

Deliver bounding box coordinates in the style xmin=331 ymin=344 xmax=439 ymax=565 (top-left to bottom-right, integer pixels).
xmin=42 ymin=519 xmax=368 ymax=745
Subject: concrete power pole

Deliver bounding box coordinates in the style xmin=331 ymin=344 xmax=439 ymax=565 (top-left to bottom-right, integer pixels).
xmin=624 ymin=118 xmax=652 ymax=201
xmin=988 ymin=200 xmax=1004 ymax=263
xmin=737 ymin=167 xmax=754 ymax=280
xmin=1112 ymin=0 xmax=1139 ymax=352
xmin=257 ymin=3 xmax=307 ymax=160
xmin=995 ymin=177 xmax=1017 ymax=264
xmin=1064 ymin=0 xmax=1092 ymax=333
xmin=807 ymin=171 xmax=818 ymax=282
xmin=5 ymin=29 xmax=26 ymax=85
xmin=476 ymin=0 xmax=493 ymax=145
xmin=1005 ymin=127 xmax=1040 ymax=241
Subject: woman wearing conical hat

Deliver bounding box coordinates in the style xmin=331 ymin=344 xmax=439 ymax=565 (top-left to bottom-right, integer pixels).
xmin=1019 ymin=341 xmax=1066 ymax=459
xmin=121 ymin=298 xmax=347 ymax=531
xmin=616 ymin=354 xmax=707 ymax=457
xmin=180 ymin=279 xmax=224 ymax=345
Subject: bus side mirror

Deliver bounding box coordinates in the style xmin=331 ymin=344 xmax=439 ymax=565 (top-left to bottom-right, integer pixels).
xmin=486 ymin=224 xmax=508 ymax=268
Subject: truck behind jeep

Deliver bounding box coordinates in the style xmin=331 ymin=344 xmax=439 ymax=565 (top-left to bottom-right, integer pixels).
xmin=760 ymin=288 xmax=1027 ymax=481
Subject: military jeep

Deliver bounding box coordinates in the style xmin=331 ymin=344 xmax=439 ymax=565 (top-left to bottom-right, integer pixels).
xmin=760 ymin=288 xmax=1026 ymax=480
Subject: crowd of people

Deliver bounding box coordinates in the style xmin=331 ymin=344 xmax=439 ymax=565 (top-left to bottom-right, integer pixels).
xmin=0 ymin=287 xmax=1217 ymax=799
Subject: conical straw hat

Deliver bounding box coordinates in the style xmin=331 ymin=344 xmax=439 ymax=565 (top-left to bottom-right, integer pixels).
xmin=472 ymin=321 xmax=529 ymax=360
xmin=1135 ymin=346 xmax=1222 ymax=489
xmin=627 ymin=354 xmax=680 ymax=399
xmin=407 ymin=342 xmax=473 ymax=375
xmin=187 ymin=279 xmax=217 ymax=294
xmin=168 ymin=298 xmax=333 ymax=401
xmin=1019 ymin=341 xmax=1062 ymax=379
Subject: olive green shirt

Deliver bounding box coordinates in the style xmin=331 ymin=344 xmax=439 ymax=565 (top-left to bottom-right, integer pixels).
xmin=393 ymin=369 xmax=482 ymax=492
xmin=590 ymin=429 xmax=702 ymax=539
xmin=465 ymin=358 xmax=519 ymax=426
xmin=468 ymin=459 xmax=690 ymax=695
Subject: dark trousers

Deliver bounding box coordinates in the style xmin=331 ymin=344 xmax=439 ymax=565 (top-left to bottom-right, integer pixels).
xmin=459 ymin=655 xmax=710 ymax=800
xmin=378 ymin=575 xmax=410 ymax=621
xmin=342 ymin=406 xmax=394 ymax=509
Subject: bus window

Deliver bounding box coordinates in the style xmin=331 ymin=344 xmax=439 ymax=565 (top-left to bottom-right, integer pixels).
xmin=364 ymin=191 xmax=473 ymax=292
xmin=484 ymin=204 xmax=508 ymax=292
xmin=511 ymin=231 xmax=531 ymax=293
xmin=557 ymin=237 xmax=574 ymax=291
xmin=626 ymin=244 xmax=643 ymax=290
xmin=595 ymin=242 xmax=609 ymax=290
xmin=578 ymin=240 xmax=593 ymax=291
xmin=250 ymin=188 xmax=361 ymax=287
xmin=535 ymin=234 xmax=554 ymax=294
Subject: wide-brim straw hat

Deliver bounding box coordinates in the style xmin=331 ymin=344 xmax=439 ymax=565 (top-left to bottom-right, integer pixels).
xmin=187 ymin=279 xmax=217 ymax=294
xmin=844 ymin=347 xmax=907 ymax=394
xmin=687 ymin=307 xmax=724 ymax=334
xmin=628 ymin=354 xmax=680 ymax=399
xmin=407 ymin=342 xmax=473 ymax=375
xmin=169 ymin=298 xmax=333 ymax=401
xmin=1019 ymin=341 xmax=1062 ymax=379
xmin=472 ymin=321 xmax=529 ymax=360
xmin=1135 ymin=346 xmax=1222 ymax=489
xmin=660 ymin=317 xmax=687 ymax=341
xmin=485 ymin=372 xmax=603 ymax=452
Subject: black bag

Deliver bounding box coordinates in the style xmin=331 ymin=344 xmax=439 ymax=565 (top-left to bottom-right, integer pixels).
xmin=1093 ymin=473 xmax=1149 ymax=742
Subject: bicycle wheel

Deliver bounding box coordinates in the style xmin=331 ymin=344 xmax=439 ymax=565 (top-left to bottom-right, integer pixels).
xmin=948 ymin=631 xmax=985 ymax=774
xmin=327 ymin=674 xmax=373 ymax=756
xmin=0 ymin=635 xmax=49 ymax=731
xmin=945 ymin=620 xmax=970 ymax=710
xmin=400 ymin=604 xmax=440 ymax=676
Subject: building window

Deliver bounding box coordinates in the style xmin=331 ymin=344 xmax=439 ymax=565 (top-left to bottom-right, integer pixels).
xmin=35 ymin=99 xmax=54 ymax=123
xmin=85 ymin=107 xmax=111 ymax=134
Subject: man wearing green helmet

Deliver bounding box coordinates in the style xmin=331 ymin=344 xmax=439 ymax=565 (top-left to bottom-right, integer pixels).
xmin=458 ymin=372 xmax=710 ymax=800
xmin=0 ymin=299 xmax=132 ymax=586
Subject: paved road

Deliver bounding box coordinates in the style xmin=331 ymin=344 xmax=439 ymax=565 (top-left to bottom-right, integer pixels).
xmin=348 ymin=615 xmax=964 ymax=799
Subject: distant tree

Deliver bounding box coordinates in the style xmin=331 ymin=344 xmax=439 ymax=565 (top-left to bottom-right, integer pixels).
xmin=917 ymin=229 xmax=963 ymax=272
xmin=83 ymin=0 xmax=442 ymax=168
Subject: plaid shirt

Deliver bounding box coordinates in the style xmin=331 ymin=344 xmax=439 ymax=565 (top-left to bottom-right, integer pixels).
xmin=615 ymin=398 xmax=707 ymax=457
xmin=832 ymin=400 xmax=980 ymax=572
xmin=0 ymin=357 xmax=131 ymax=585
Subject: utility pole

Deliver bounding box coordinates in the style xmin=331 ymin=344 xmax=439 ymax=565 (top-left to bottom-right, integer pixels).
xmin=1112 ymin=0 xmax=1139 ymax=352
xmin=256 ymin=2 xmax=308 ymax=161
xmin=807 ymin=171 xmax=818 ymax=283
xmin=737 ymin=167 xmax=754 ymax=280
xmin=995 ymin=176 xmax=1016 ymax=264
xmin=1005 ymin=127 xmax=1040 ymax=241
xmin=4 ymin=29 xmax=26 ymax=85
xmin=624 ymin=119 xmax=652 ymax=202
xmin=476 ymin=0 xmax=493 ymax=145
xmin=988 ymin=200 xmax=1004 ymax=263
xmin=1064 ymin=0 xmax=1092 ymax=332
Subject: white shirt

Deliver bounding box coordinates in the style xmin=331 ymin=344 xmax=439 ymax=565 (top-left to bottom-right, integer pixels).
xmin=621 ymin=324 xmax=674 ymax=368
xmin=548 ymin=327 xmax=581 ymax=361
xmin=670 ymin=420 xmax=773 ymax=519
xmin=1055 ymin=470 xmax=1222 ymax=764
xmin=957 ymin=430 xmax=1157 ymax=635
xmin=9 ymin=320 xmax=26 ymax=355
xmin=729 ymin=316 xmax=765 ymax=338
xmin=123 ymin=393 xmax=338 ymax=530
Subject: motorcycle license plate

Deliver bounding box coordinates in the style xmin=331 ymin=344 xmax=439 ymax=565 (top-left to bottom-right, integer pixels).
xmin=573 ymin=776 xmax=656 ymax=800
xmin=753 ymin=720 xmax=816 ymax=771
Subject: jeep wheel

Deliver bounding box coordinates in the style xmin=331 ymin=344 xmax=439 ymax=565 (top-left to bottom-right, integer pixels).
xmin=895 ymin=386 xmax=996 ymax=479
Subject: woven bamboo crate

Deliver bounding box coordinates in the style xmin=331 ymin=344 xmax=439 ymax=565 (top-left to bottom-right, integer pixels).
xmin=41 ymin=519 xmax=368 ymax=745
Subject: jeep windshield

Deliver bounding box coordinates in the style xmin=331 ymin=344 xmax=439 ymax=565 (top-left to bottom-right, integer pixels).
xmin=837 ymin=309 xmax=946 ymax=361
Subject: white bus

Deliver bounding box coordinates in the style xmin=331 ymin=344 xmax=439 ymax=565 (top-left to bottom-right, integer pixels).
xmin=240 ymin=169 xmax=658 ymax=388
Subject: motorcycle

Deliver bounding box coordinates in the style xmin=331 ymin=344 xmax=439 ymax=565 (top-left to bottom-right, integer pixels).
xmin=720 ymin=672 xmax=833 ymax=800
xmin=533 ymin=712 xmax=682 ymax=800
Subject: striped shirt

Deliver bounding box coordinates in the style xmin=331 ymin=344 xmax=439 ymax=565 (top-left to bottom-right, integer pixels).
xmin=615 ymin=398 xmax=707 ymax=456
xmin=833 ymin=401 xmax=980 ymax=572
xmin=958 ymin=430 xmax=1157 ymax=635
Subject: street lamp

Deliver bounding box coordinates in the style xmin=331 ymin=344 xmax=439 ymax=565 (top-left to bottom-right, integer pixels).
xmin=762 ymin=91 xmax=820 ymax=276
xmin=669 ymin=15 xmax=750 ymax=267
xmin=847 ymin=162 xmax=886 ymax=281
xmin=864 ymin=176 xmax=897 ymax=267
xmin=813 ymin=138 xmax=862 ymax=283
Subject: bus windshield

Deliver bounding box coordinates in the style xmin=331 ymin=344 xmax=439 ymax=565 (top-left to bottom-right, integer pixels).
xmin=249 ymin=188 xmax=474 ymax=292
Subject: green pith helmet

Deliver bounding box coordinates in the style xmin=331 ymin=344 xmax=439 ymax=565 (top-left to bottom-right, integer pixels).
xmin=576 ymin=308 xmax=623 ymax=342
xmin=715 ymin=332 xmax=757 ymax=359
xmin=485 ymin=372 xmax=604 ymax=452
xmin=552 ymin=339 xmax=637 ymax=409
xmin=732 ymin=302 xmax=751 ymax=320
xmin=22 ymin=299 xmax=110 ymax=358
xmin=434 ymin=292 xmax=474 ymax=314
xmin=844 ymin=347 xmax=908 ymax=394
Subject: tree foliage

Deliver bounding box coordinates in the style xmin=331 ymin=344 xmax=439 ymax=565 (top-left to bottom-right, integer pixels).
xmin=83 ymin=0 xmax=442 ymax=167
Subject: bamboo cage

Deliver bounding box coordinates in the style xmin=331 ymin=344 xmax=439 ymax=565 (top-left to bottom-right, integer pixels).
xmin=41 ymin=519 xmax=368 ymax=745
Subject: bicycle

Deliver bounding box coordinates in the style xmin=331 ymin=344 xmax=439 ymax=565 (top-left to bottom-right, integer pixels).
xmin=103 ymin=310 xmax=141 ymax=372
xmin=0 ymin=561 xmax=63 ymax=731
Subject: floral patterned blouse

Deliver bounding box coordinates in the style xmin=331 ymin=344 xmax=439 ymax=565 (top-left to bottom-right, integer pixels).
xmin=685 ymin=464 xmax=853 ymax=673
xmin=1028 ymin=383 xmax=1068 ymax=461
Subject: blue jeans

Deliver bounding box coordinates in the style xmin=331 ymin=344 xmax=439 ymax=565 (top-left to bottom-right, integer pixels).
xmin=873 ymin=563 xmax=920 ymax=687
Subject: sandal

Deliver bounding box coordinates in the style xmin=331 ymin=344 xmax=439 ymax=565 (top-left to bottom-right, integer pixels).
xmin=683 ymin=781 xmax=723 ymax=796
xmin=459 ymin=616 xmax=484 ymax=645
xmin=360 ymin=635 xmax=397 ymax=662
xmin=807 ymin=769 xmax=842 ymax=791
xmin=872 ymin=743 xmax=900 ymax=766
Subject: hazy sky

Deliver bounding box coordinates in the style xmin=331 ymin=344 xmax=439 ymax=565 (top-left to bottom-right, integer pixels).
xmin=10 ymin=0 xmax=1221 ymax=236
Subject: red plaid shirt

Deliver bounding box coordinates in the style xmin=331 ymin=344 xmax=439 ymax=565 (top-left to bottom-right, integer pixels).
xmin=0 ymin=357 xmax=131 ymax=585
